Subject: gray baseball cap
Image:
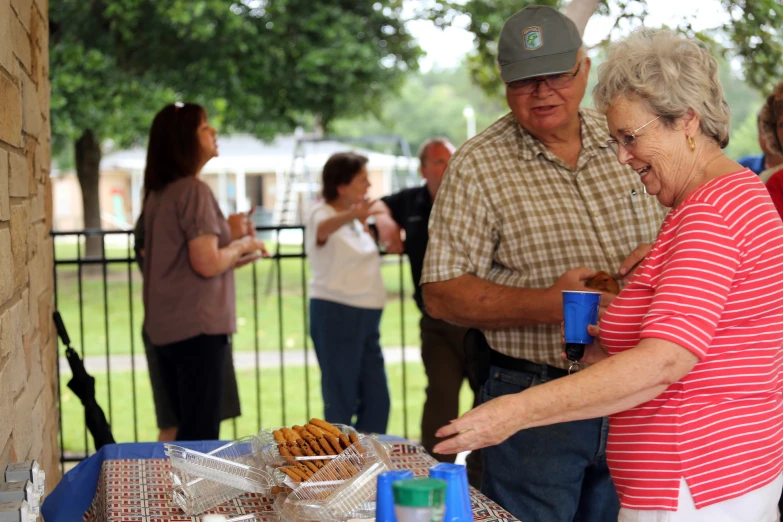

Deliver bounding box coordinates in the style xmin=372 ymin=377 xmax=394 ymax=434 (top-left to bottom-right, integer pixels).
xmin=498 ymin=5 xmax=582 ymax=83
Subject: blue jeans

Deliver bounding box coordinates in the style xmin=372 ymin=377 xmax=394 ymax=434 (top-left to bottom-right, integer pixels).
xmin=309 ymin=298 xmax=390 ymax=434
xmin=481 ymin=364 xmax=619 ymax=522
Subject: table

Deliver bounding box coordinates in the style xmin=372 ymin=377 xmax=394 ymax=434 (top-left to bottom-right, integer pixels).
xmin=42 ymin=441 xmax=518 ymax=522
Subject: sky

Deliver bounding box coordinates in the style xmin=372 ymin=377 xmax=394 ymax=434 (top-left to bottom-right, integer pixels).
xmin=404 ymin=0 xmax=733 ymax=71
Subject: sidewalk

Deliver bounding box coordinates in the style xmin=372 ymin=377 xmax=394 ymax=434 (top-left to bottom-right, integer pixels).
xmin=59 ymin=346 xmax=423 ymax=374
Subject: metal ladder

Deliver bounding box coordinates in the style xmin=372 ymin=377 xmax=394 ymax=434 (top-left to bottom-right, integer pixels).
xmin=272 ymin=135 xmax=417 ymax=227
xmin=273 ymin=138 xmax=315 ymax=226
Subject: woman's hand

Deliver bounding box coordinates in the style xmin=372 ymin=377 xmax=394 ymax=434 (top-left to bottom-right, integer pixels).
xmin=560 ymin=323 xmax=610 ymax=364
xmin=432 ymin=394 xmax=524 ymax=455
xmin=235 ymin=252 xmax=263 ymax=268
xmin=232 ymin=237 xmax=269 ymax=269
xmin=350 ymin=199 xmax=381 ymax=223
xmin=617 ymin=243 xmax=652 ymax=285
xmin=238 ymin=236 xmax=269 ymax=257
xmin=227 ymin=208 xmax=255 ymax=240
xmin=189 ymin=233 xmax=267 ymax=278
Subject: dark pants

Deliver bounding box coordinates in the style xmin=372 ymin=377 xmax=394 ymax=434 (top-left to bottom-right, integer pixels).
xmin=309 ymin=298 xmax=390 ymax=434
xmin=143 ymin=329 xmax=240 ymax=430
xmin=481 ymin=363 xmax=620 ymax=522
xmin=419 ymin=313 xmax=483 ymax=489
xmin=155 ymin=334 xmax=228 ymax=441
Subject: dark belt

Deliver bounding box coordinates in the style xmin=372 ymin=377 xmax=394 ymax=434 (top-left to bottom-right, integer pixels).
xmin=488 ymin=348 xmax=569 ymax=380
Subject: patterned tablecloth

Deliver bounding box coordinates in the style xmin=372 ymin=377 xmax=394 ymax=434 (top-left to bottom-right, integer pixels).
xmin=82 ymin=442 xmax=518 ymax=522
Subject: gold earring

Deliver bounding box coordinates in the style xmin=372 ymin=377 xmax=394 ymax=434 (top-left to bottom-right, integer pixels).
xmin=687 ymin=135 xmax=696 ymax=151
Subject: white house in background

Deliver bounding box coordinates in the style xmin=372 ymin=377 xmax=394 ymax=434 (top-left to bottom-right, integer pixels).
xmin=51 ymin=133 xmax=419 ymax=232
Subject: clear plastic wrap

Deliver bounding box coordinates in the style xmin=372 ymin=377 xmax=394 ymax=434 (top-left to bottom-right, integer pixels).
xmin=170 ymin=467 xmax=245 ymax=516
xmin=278 ymin=437 xmax=393 ymax=521
xmin=165 ymin=436 xmax=273 ymax=495
xmin=169 ymin=467 xmax=282 ymax=519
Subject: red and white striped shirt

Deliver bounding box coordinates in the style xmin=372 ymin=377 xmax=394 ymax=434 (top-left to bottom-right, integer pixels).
xmin=600 ymin=169 xmax=783 ymax=510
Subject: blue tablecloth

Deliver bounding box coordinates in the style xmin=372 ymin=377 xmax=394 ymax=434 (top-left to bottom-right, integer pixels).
xmin=43 ymin=436 xmax=408 ymax=522
xmin=42 ymin=441 xmax=227 ymax=522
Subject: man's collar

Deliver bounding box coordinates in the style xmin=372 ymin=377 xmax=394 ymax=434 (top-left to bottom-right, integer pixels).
xmin=580 ymin=110 xmax=611 ymax=152
xmin=516 ymin=122 xmax=542 ymax=161
xmin=515 ymin=109 xmax=610 ymax=162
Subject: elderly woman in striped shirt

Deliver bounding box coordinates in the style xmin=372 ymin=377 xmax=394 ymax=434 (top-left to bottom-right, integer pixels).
xmin=434 ymin=28 xmax=783 ymax=522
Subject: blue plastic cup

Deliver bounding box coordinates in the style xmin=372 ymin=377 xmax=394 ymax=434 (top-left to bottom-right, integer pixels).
xmin=562 ymin=290 xmax=601 ymax=345
xmin=429 ymin=463 xmax=472 ymax=522
xmin=376 ymin=469 xmax=415 ymax=522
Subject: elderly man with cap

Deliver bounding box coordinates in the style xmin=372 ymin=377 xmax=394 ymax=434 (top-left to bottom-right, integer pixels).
xmin=420 ymin=6 xmax=667 ymax=522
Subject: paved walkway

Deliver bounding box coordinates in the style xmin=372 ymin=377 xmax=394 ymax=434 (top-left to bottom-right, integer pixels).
xmin=60 ymin=346 xmax=423 ymax=374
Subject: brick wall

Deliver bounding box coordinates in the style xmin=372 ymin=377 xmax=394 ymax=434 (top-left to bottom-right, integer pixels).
xmin=0 ymin=0 xmax=59 ymax=488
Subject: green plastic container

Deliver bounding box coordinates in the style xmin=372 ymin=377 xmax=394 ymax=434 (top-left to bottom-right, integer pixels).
xmin=392 ymin=478 xmax=447 ymax=522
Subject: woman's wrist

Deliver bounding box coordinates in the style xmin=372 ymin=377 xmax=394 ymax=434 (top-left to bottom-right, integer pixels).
xmin=227 ymin=244 xmax=240 ymax=268
xmin=230 ymin=238 xmax=250 ymax=265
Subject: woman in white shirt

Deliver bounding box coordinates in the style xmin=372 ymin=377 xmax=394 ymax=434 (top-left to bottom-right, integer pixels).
xmin=307 ymin=152 xmax=390 ymax=434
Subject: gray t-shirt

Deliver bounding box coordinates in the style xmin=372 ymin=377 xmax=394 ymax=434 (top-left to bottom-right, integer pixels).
xmin=142 ymin=176 xmax=236 ymax=345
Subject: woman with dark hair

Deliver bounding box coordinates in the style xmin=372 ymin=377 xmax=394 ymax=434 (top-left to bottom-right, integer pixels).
xmin=141 ymin=102 xmax=267 ymax=440
xmin=306 ymin=152 xmax=390 ymax=434
xmin=134 ymin=211 xmax=245 ymax=442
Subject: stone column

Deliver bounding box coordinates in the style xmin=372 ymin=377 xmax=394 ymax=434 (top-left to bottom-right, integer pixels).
xmin=0 ymin=0 xmax=59 ymax=490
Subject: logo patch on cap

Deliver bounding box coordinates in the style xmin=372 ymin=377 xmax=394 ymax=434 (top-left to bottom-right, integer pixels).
xmin=523 ymin=26 xmax=542 ymax=50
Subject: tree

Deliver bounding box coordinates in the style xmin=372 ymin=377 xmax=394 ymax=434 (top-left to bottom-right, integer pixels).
xmin=332 ymin=66 xmax=507 ymax=153
xmin=50 ymin=0 xmax=422 ymax=254
xmin=419 ymin=0 xmax=783 ymax=98
xmin=720 ymin=0 xmax=783 ymax=95
xmin=49 ymin=37 xmax=176 ymax=255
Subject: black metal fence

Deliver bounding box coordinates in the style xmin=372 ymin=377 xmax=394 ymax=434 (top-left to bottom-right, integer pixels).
xmin=52 ymin=226 xmax=415 ymax=468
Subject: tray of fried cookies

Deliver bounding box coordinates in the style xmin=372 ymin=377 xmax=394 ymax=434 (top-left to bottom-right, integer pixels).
xmin=259 ymin=419 xmax=360 ymax=474
xmin=277 ymin=436 xmax=393 ymax=521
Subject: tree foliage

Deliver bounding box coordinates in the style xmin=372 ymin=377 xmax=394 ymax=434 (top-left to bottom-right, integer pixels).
xmin=332 ymin=66 xmax=507 ymax=154
xmin=419 ymin=0 xmax=783 ymax=98
xmin=719 ymin=0 xmax=783 ymax=95
xmin=49 ymin=0 xmax=422 ymax=243
xmin=50 ymin=0 xmax=423 ymax=152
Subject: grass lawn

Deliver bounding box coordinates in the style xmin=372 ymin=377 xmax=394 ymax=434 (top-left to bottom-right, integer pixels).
xmin=52 ymin=240 xmax=421 ymax=358
xmin=60 ymin=361 xmax=476 ymax=455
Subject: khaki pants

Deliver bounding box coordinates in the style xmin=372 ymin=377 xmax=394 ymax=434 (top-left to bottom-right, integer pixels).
xmin=419 ymin=313 xmax=483 ymax=488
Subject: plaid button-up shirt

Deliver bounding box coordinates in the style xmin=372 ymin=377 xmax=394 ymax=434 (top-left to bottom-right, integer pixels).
xmin=421 ymin=108 xmax=668 ymax=369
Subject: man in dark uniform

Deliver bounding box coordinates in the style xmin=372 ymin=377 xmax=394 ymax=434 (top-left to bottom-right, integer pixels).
xmin=373 ymin=137 xmax=482 ymax=487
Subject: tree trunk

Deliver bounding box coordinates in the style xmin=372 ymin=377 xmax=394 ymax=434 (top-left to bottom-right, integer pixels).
xmin=75 ymin=129 xmax=104 ymax=260
xmin=565 ymin=0 xmax=602 ymax=37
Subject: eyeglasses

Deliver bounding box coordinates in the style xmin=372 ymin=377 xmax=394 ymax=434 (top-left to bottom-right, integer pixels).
xmin=506 ymin=62 xmax=583 ymax=95
xmin=607 ymin=115 xmax=661 ymax=156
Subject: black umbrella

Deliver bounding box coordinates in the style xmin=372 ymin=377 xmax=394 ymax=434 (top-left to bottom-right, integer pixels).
xmin=54 ymin=311 xmax=116 ymax=450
